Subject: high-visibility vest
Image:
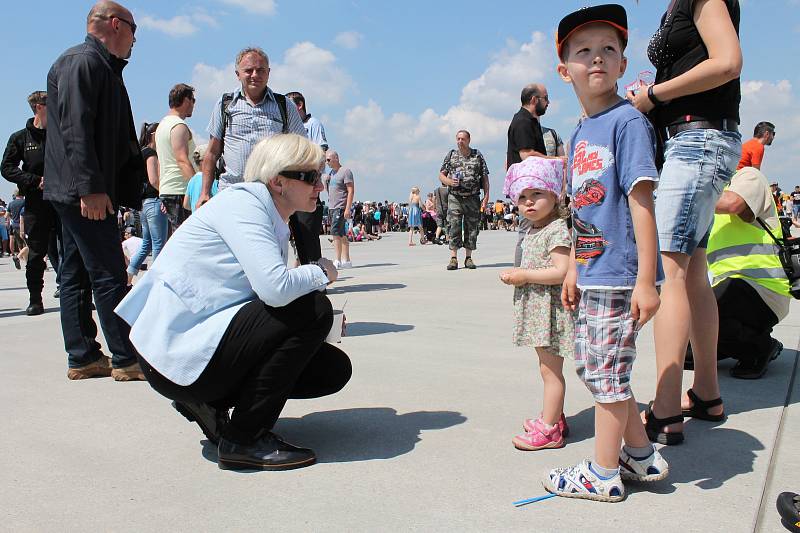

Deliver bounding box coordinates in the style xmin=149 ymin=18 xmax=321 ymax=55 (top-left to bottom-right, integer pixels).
xmin=706 ymin=206 xmax=791 ymax=297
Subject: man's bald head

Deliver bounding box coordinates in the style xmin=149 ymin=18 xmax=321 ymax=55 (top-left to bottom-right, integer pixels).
xmin=85 ymin=1 xmax=136 ymax=59
xmin=520 ymin=83 xmax=549 ymax=117
xmin=87 ymin=1 xmax=130 ymax=29
xmin=326 ymin=150 xmax=341 ymax=170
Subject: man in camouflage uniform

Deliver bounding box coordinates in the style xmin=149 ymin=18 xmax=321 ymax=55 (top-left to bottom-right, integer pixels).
xmin=438 ymin=130 xmax=490 ymax=270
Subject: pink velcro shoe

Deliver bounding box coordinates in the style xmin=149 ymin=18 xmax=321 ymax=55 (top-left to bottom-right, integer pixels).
xmin=523 ymin=413 xmax=570 ymax=438
xmin=512 ymin=423 xmax=565 ymax=451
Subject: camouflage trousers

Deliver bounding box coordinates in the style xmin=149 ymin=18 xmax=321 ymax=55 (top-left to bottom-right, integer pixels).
xmin=447 ymin=194 xmax=481 ymax=251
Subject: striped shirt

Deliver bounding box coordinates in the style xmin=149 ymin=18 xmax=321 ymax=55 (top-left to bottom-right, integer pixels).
xmin=207 ymin=87 xmax=306 ymax=188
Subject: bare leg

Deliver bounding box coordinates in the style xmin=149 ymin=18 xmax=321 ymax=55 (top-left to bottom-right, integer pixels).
xmin=536 ymin=347 xmax=565 ymax=426
xmin=622 ymin=395 xmax=650 ymax=447
xmin=341 ymin=237 xmax=350 ymax=263
xmin=595 ymin=401 xmax=627 ymax=469
xmin=685 ymin=248 xmax=723 ymax=414
xmin=333 ymin=236 xmax=342 ymax=262
xmin=648 ymin=251 xmax=691 ymax=433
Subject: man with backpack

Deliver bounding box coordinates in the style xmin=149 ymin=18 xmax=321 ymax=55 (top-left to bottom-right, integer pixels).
xmin=197 ymin=47 xmax=306 ymax=208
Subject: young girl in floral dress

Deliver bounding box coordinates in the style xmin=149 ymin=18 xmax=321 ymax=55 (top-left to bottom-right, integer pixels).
xmin=500 ymin=157 xmax=574 ymax=450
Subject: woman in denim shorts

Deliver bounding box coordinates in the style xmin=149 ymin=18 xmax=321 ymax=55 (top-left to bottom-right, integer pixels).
xmin=628 ymin=0 xmax=742 ymax=445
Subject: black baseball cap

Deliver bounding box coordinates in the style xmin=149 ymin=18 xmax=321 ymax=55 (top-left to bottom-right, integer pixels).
xmin=556 ymin=4 xmax=628 ymax=58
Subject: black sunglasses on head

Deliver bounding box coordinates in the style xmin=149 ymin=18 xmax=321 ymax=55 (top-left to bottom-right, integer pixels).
xmin=281 ymin=170 xmax=321 ymax=185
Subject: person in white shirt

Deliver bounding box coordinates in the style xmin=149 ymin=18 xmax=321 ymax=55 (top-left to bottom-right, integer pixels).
xmin=116 ymin=134 xmax=351 ymax=471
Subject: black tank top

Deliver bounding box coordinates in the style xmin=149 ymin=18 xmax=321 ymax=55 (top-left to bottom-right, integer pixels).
xmin=141 ymin=147 xmax=159 ymax=200
xmin=647 ymin=0 xmax=741 ymax=128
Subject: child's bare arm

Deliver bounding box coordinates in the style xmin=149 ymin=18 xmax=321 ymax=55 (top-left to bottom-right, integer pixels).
xmin=561 ymin=244 xmax=579 ymax=311
xmin=499 ymin=246 xmax=570 ymax=286
xmin=628 ymin=180 xmax=660 ymax=328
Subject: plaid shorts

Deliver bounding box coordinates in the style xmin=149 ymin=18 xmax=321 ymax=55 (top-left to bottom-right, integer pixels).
xmin=574 ymin=289 xmax=638 ymax=403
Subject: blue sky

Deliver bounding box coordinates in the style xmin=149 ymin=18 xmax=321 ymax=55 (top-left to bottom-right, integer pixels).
xmin=1 ymin=0 xmax=798 ymax=202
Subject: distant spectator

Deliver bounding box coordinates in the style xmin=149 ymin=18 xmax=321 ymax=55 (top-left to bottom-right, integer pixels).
xmin=737 ymin=121 xmax=775 ymax=171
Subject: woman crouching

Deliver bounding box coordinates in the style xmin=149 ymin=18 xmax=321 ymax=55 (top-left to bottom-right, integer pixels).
xmin=116 ymin=134 xmax=351 ymax=471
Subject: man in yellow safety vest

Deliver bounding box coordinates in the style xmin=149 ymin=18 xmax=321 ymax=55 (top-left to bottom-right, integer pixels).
xmin=705 ymin=167 xmax=790 ymax=379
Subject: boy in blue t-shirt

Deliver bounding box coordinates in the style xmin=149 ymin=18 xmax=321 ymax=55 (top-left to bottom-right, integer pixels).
xmin=542 ymin=5 xmax=668 ymax=502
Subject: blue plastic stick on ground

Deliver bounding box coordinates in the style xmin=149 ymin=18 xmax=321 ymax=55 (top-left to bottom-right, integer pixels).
xmin=513 ymin=493 xmax=557 ymax=507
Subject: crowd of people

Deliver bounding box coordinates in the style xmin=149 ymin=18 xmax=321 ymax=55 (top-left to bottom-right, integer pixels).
xmin=2 ymin=0 xmax=799 ymax=524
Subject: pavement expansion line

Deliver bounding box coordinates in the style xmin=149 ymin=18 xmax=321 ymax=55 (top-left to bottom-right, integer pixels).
xmin=752 ymin=343 xmax=800 ymax=532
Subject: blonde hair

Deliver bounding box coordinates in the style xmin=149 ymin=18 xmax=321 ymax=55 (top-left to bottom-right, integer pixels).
xmin=243 ymin=134 xmax=324 ymax=185
xmin=411 ymin=186 xmax=420 ymax=194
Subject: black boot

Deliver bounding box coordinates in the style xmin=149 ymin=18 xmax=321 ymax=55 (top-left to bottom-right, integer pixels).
xmin=26 ymin=301 xmax=44 ymax=316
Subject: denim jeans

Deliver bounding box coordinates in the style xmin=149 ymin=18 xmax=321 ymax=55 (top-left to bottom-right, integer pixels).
xmin=655 ymin=128 xmax=742 ymax=255
xmin=52 ymin=202 xmax=137 ymax=369
xmin=127 ymin=197 xmax=168 ymax=276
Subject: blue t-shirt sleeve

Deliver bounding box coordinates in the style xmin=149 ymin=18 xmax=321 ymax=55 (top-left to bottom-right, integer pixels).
xmin=615 ymin=116 xmax=658 ymax=195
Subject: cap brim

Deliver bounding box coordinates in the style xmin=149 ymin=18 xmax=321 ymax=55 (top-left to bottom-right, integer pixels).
xmin=557 ymin=4 xmax=628 ymax=56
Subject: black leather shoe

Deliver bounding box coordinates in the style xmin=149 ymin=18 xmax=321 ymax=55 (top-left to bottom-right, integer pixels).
xmin=172 ymin=400 xmax=230 ymax=445
xmin=217 ymin=432 xmax=316 ymax=471
xmin=777 ymin=492 xmax=800 ymax=532
xmin=26 ymin=302 xmax=44 ymax=316
xmin=730 ymin=339 xmax=783 ymax=380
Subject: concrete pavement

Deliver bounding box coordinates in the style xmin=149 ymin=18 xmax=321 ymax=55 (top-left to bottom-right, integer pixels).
xmin=0 ymin=230 xmax=797 ymax=532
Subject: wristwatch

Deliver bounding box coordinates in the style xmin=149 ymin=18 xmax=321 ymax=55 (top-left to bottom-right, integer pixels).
xmin=310 ymin=261 xmax=333 ymax=285
xmin=647 ymin=85 xmax=667 ymax=107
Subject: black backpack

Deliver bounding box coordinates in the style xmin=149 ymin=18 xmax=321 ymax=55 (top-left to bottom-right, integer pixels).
xmin=215 ymin=91 xmax=290 ymax=179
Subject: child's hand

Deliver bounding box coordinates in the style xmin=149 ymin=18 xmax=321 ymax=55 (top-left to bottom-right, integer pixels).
xmin=561 ymin=267 xmax=580 ymax=311
xmin=499 ymin=268 xmax=528 ymax=287
xmin=631 ymin=283 xmax=660 ymax=330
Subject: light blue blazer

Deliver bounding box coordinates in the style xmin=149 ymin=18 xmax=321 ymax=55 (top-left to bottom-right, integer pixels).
xmin=115 ymin=182 xmax=328 ymax=386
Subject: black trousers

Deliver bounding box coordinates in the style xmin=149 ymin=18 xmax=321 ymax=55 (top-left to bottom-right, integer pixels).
xmin=47 ymin=213 xmax=63 ymax=288
xmin=716 ymin=278 xmax=780 ymax=363
xmin=138 ymin=291 xmax=352 ymax=443
xmin=21 ymin=201 xmax=57 ymax=303
xmin=53 ymin=202 xmax=136 ymax=369
xmin=289 ymin=203 xmax=323 ymax=264
xmin=160 ymin=195 xmax=189 ymax=238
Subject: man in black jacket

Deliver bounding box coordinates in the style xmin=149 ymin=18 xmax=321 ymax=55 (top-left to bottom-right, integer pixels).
xmin=44 ymin=0 xmax=145 ymax=381
xmin=1 ymin=91 xmax=57 ymax=316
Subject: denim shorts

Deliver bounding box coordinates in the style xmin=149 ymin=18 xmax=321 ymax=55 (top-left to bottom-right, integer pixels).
xmin=330 ymin=208 xmax=347 ymax=237
xmin=655 ymin=128 xmax=742 ymax=255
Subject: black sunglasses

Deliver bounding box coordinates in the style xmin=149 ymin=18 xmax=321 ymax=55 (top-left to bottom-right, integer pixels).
xmin=281 ymin=170 xmax=322 ymax=185
xmin=113 ymin=15 xmax=137 ymax=35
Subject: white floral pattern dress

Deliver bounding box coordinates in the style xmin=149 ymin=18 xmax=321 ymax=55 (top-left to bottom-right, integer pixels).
xmin=512 ymin=218 xmax=575 ymax=358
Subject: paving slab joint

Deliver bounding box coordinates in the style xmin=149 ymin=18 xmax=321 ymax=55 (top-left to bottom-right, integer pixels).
xmin=752 ymin=337 xmax=800 ymax=532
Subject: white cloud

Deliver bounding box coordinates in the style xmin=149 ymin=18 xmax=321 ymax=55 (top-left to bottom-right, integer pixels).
xmin=219 ymin=0 xmax=276 ymax=15
xmin=333 ymin=31 xmax=363 ymax=50
xmin=739 ymin=79 xmax=800 ymax=189
xmin=191 ymin=62 xmax=237 ymax=103
xmin=190 ymin=41 xmax=354 ymax=108
xmin=138 ymin=9 xmax=218 ymax=38
xmin=269 ymin=42 xmax=356 ymax=105
xmin=337 ymin=32 xmax=558 ymax=196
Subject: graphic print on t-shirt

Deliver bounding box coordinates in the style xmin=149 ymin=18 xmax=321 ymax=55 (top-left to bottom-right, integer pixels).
xmin=571 ymin=140 xmax=613 ymax=264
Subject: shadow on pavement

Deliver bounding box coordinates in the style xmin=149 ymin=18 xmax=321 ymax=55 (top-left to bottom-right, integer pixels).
xmin=328 ymin=283 xmax=405 ymax=294
xmin=0 ymin=307 xmax=59 ymax=318
xmin=717 ymin=348 xmax=800 ymax=416
xmin=635 ymin=426 xmax=764 ymax=497
xmin=345 ymin=322 xmax=414 ymax=337
xmin=348 ymin=263 xmax=398 ymax=269
xmin=478 ymin=262 xmax=513 ymax=268
xmin=277 ymin=408 xmax=467 ymax=463
xmin=199 ymin=408 xmax=467 ymax=467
